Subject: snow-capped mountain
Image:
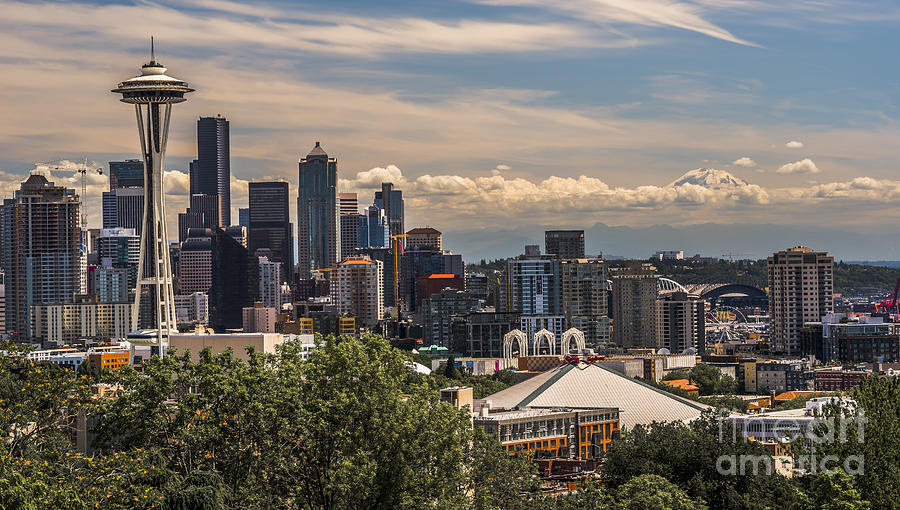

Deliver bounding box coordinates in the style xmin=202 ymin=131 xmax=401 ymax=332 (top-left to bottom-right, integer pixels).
xmin=668 ymin=168 xmax=749 ymax=189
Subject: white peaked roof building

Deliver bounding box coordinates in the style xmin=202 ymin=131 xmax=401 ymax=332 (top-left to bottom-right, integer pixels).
xmin=482 ymin=362 xmax=709 ymax=430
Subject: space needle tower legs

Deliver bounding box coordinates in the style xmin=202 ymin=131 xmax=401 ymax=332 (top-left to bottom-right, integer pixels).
xmin=112 ymin=39 xmax=194 ymax=356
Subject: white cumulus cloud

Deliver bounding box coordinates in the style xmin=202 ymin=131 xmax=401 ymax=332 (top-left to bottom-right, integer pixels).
xmin=777 ymin=158 xmax=819 ymax=174
xmin=785 ymin=140 xmax=804 ymax=148
xmin=732 ymin=157 xmax=757 ymax=168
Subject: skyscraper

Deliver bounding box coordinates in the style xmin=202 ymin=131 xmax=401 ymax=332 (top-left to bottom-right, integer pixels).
xmin=208 ymin=229 xmax=258 ymax=331
xmin=340 ymin=214 xmax=361 ymax=260
xmin=338 ymin=192 xmax=359 ymax=261
xmin=338 ymin=192 xmax=358 ymax=216
xmin=258 ymin=256 xmax=283 ymax=309
xmin=112 ymin=43 xmax=193 ymax=349
xmin=178 ymin=228 xmax=214 ymax=294
xmin=248 ymin=181 xmax=293 ymax=281
xmin=331 ymin=256 xmax=383 ymax=328
xmin=238 ymin=207 xmax=250 ymax=228
xmin=97 ymin=227 xmax=141 ymax=289
xmin=545 ymin=230 xmax=585 ymax=259
xmin=611 ymin=271 xmax=659 ymax=349
xmin=768 ymin=246 xmax=834 ymax=355
xmin=0 ymin=175 xmax=81 ymax=336
xmin=102 ymin=187 xmax=144 ymax=233
xmin=192 ymin=115 xmax=230 ymax=226
xmin=560 ymin=258 xmax=609 ymax=345
xmin=358 ymin=205 xmax=388 ymax=249
xmin=657 ymin=291 xmax=705 ymax=355
xmin=355 ymin=247 xmax=394 ymax=309
xmin=108 ymin=159 xmax=144 ymax=190
xmin=374 ymin=183 xmax=404 ymax=238
xmin=505 ymin=253 xmax=561 ymax=316
xmin=400 ymin=247 xmax=464 ymax=313
xmin=178 ymin=193 xmax=221 ymax=242
xmin=297 ymin=142 xmax=338 ymax=275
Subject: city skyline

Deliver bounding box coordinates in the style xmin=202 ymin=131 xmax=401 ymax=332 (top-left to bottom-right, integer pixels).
xmin=2 ymin=1 xmax=900 ymax=260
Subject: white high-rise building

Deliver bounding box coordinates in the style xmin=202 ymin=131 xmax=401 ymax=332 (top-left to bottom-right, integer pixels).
xmin=331 ymin=256 xmax=383 ymax=328
xmin=768 ymin=246 xmax=834 ymax=355
xmin=174 ymin=292 xmax=208 ymax=325
xmin=258 ymin=256 xmax=283 ymax=310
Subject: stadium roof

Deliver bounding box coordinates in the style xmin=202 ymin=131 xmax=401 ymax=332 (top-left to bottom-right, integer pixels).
xmin=483 ymin=362 xmax=709 ymax=429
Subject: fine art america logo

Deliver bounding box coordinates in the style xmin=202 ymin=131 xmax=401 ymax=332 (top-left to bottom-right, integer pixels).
xmin=716 ymin=413 xmax=866 ymax=476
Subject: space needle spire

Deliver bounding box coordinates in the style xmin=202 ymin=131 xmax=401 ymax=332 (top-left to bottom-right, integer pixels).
xmin=112 ymin=40 xmax=193 ymax=355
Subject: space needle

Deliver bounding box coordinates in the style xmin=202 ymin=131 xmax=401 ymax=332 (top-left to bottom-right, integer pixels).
xmin=112 ymin=39 xmax=193 ymax=355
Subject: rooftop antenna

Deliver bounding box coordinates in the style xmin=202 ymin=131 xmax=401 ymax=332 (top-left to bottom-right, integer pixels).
xmin=150 ymin=36 xmax=155 ymax=62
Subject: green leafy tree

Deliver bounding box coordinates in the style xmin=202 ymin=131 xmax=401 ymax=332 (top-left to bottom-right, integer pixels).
xmin=688 ymin=363 xmax=736 ymax=395
xmin=468 ymin=430 xmax=540 ymax=510
xmin=615 ymin=474 xmax=707 ymax=510
xmin=793 ymin=378 xmax=900 ymax=509
xmin=812 ymin=470 xmax=871 ymax=510
xmin=603 ymin=411 xmax=804 ymax=510
xmin=444 ymin=354 xmax=459 ymax=379
xmin=90 ymin=334 xmax=532 ymax=509
xmin=0 ymin=355 xmax=163 ymax=509
xmin=552 ymin=479 xmax=613 ymax=509
xmin=662 ymin=369 xmax=691 ymax=381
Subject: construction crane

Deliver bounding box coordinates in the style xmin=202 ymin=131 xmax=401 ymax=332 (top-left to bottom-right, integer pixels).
xmin=33 ymin=158 xmax=104 ymax=229
xmin=872 ymin=276 xmax=900 ymax=320
xmin=721 ymin=252 xmax=753 ymax=263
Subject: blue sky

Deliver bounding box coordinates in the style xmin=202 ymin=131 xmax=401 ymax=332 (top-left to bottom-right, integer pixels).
xmin=2 ymin=0 xmax=900 ymax=259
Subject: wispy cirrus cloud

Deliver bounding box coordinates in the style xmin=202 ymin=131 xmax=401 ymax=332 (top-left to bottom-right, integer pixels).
xmin=473 ymin=0 xmax=759 ymax=46
xmin=0 ymin=0 xmax=620 ymax=58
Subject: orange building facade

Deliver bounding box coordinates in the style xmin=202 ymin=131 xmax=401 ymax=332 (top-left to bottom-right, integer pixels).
xmin=87 ymin=352 xmax=130 ymax=371
xmin=475 ymin=407 xmax=619 ymax=460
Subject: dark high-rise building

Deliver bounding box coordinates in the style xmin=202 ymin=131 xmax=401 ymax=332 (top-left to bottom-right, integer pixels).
xmin=192 ymin=116 xmax=230 ymax=226
xmin=238 ymin=208 xmax=250 ymax=228
xmin=178 ymin=194 xmax=221 ymax=242
xmin=422 ymin=289 xmax=480 ymax=347
xmin=375 ymin=183 xmax=404 ymax=238
xmin=108 ymin=159 xmax=144 ymax=190
xmin=545 ymin=230 xmax=585 ymax=259
xmin=0 ymin=175 xmax=81 ymax=336
xmin=102 ymin=187 xmax=144 ymax=234
xmin=456 ymin=312 xmax=520 ymax=358
xmin=337 ymin=192 xmax=359 ymax=261
xmin=340 ymin=214 xmax=361 ymax=260
xmin=208 ymin=228 xmax=258 ymax=331
xmin=400 ymin=247 xmax=463 ymax=313
xmin=248 ymin=181 xmax=293 ymax=281
xmin=358 ymin=205 xmax=388 ymax=249
xmin=297 ymin=142 xmax=338 ymax=275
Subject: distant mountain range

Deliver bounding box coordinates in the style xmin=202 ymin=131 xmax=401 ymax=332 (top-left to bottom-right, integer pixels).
xmin=846 ymin=261 xmax=900 ymax=268
xmin=439 ymin=167 xmax=900 ymax=263
xmin=443 ymin=222 xmax=900 ymax=263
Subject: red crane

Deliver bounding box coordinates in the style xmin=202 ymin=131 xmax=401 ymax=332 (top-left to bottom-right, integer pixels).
xmin=872 ymin=277 xmax=900 ymax=320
